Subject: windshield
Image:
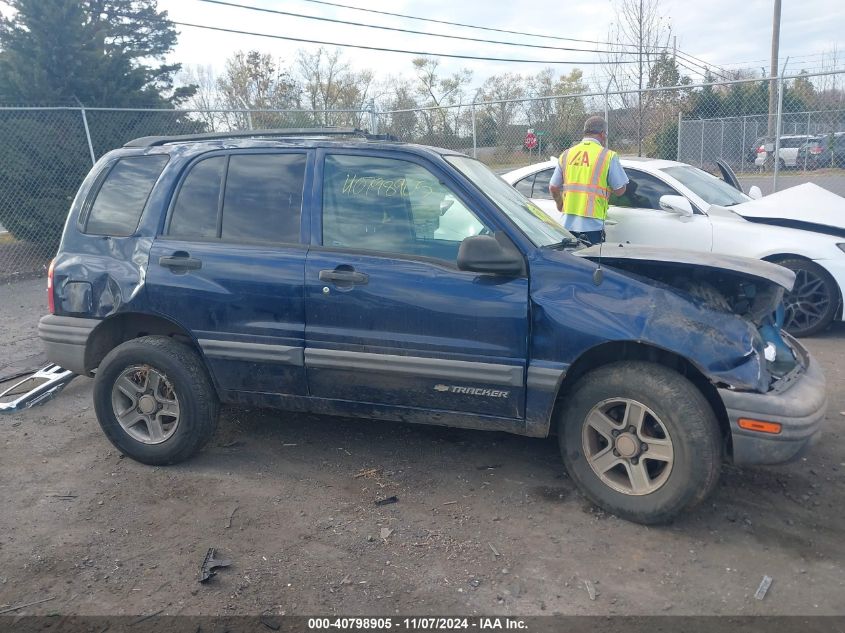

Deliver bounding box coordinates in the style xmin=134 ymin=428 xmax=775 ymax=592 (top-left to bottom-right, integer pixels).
xmin=445 ymin=156 xmax=572 ymax=247
xmin=662 ymin=165 xmax=750 ymax=207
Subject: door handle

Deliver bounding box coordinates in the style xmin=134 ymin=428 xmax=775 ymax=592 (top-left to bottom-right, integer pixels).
xmin=159 ymin=253 xmax=202 ymax=271
xmin=319 ymin=269 xmax=369 ymax=285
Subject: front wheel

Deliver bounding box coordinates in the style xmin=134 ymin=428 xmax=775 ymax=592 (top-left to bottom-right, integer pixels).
xmin=558 ymin=361 xmax=721 ymax=524
xmin=93 ymin=336 xmax=219 ymax=465
xmin=778 ymin=258 xmax=840 ymax=337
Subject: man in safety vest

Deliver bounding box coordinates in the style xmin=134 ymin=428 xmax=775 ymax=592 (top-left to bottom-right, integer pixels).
xmin=548 ymin=116 xmax=628 ymax=245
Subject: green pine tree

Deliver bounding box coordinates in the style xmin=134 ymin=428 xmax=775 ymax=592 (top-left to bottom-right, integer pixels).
xmin=0 ymin=0 xmax=199 ymax=251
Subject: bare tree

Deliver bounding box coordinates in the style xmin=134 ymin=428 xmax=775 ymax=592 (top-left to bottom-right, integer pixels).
xmin=217 ymin=50 xmax=301 ymax=129
xmin=603 ymin=0 xmax=671 ymax=154
xmin=297 ymin=47 xmax=374 ymax=127
xmin=381 ymin=76 xmax=420 ymax=140
xmin=178 ymin=64 xmax=222 ymax=130
xmin=478 ymin=73 xmax=526 ymax=144
xmin=525 ymin=68 xmax=588 ymax=153
xmin=411 ymin=57 xmax=472 ymax=142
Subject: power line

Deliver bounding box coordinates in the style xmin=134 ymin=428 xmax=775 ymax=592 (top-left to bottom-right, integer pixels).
xmin=165 ymin=18 xmax=647 ymax=64
xmin=287 ymin=0 xmax=673 ymax=50
xmin=675 ymin=51 xmax=731 ymax=80
xmin=674 ymin=50 xmax=731 ymax=79
xmin=195 ymin=0 xmax=650 ymax=56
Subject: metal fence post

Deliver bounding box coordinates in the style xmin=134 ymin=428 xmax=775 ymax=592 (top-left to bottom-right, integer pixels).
xmin=741 ymin=116 xmax=747 ymax=173
xmin=773 ymin=71 xmax=785 ymax=192
xmin=79 ymin=107 xmax=96 ymax=166
xmin=471 ymin=103 xmax=477 ymax=159
xmin=720 ymin=119 xmax=725 ymax=161
xmin=369 ymin=98 xmax=377 ymax=135
xmin=700 ymin=120 xmax=705 ymax=168
xmin=676 ymin=111 xmax=682 ymax=161
xmin=803 ymin=110 xmax=811 ymax=170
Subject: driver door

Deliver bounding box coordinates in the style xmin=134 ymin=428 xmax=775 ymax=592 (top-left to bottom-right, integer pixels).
xmin=304 ymin=150 xmax=529 ymax=419
xmin=605 ymin=169 xmax=713 ymax=252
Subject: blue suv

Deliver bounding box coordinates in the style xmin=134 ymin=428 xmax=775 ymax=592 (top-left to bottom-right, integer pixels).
xmin=39 ymin=129 xmax=827 ymax=524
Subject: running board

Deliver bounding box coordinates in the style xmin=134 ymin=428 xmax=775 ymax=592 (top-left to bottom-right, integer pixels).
xmin=0 ymin=364 xmax=76 ymax=413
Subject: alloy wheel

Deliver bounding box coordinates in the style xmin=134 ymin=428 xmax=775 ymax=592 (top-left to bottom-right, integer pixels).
xmin=110 ymin=365 xmax=180 ymax=445
xmin=581 ymin=398 xmax=674 ymax=496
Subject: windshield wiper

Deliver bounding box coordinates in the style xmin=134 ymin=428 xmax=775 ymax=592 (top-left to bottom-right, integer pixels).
xmin=543 ymin=237 xmax=583 ymax=250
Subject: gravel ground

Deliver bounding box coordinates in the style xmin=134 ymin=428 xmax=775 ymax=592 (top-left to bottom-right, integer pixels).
xmin=1 ymin=277 xmax=844 ymax=617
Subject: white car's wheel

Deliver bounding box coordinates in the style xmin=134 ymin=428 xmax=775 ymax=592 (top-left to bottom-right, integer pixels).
xmin=778 ymin=258 xmax=840 ymax=337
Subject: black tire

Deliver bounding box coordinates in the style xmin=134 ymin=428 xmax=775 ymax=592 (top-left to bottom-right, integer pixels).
xmin=93 ymin=336 xmax=219 ymax=465
xmin=558 ymin=361 xmax=721 ymax=525
xmin=777 ymin=257 xmax=840 ymax=337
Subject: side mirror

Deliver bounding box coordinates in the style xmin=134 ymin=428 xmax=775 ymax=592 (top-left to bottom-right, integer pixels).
xmin=457 ymin=234 xmax=524 ymax=276
xmin=659 ymin=194 xmax=694 ymax=217
xmin=748 ymin=185 xmax=763 ymax=200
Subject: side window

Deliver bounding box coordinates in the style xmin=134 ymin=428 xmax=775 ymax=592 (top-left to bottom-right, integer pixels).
xmin=321 ymin=154 xmax=490 ymax=262
xmin=515 ymin=175 xmax=535 ymax=197
xmin=531 ymin=169 xmax=554 ymax=200
xmin=168 ymin=153 xmax=306 ymax=243
xmin=168 ymin=156 xmax=225 ymax=239
xmin=222 ymin=154 xmax=306 ymax=243
xmin=610 ymin=170 xmax=679 ymax=210
xmin=85 ymin=155 xmax=169 ymax=236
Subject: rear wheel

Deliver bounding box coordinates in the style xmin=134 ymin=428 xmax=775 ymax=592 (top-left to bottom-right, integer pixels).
xmin=93 ymin=336 xmax=219 ymax=465
xmin=778 ymin=258 xmax=840 ymax=337
xmin=558 ymin=361 xmax=721 ymax=524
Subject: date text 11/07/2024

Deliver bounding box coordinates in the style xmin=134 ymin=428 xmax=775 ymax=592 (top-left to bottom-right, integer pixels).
xmin=307 ymin=617 xmax=529 ymax=630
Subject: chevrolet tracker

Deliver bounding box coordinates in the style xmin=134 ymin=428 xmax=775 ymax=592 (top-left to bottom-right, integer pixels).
xmin=39 ymin=129 xmax=827 ymax=524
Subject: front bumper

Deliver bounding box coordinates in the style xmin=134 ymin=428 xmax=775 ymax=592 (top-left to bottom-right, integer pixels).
xmin=38 ymin=314 xmax=99 ymax=376
xmin=719 ymin=352 xmax=827 ymax=465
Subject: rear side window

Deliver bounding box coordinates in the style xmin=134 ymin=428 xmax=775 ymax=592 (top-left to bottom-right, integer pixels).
xmin=85 ymin=155 xmax=169 ymax=236
xmin=515 ymin=175 xmax=534 ymax=197
xmin=167 ymin=153 xmax=306 ymax=244
xmin=169 ymin=156 xmax=225 ymax=240
xmin=222 ymin=154 xmax=306 ymax=243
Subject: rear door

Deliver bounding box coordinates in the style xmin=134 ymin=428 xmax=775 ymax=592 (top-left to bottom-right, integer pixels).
xmin=146 ymin=150 xmax=311 ymax=396
xmin=605 ymin=169 xmax=713 ymax=252
xmin=304 ymin=150 xmax=529 ymax=419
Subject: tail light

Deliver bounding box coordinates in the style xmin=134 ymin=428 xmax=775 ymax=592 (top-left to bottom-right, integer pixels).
xmin=756 ymin=146 xmax=765 ymax=154
xmin=810 ymin=147 xmax=823 ymax=155
xmin=47 ymin=259 xmax=55 ymax=314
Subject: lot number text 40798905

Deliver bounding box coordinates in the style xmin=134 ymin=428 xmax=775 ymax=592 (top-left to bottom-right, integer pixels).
xmin=307 ymin=617 xmax=529 ymax=630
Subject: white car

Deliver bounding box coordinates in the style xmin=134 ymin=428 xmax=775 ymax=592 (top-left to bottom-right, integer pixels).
xmin=754 ymin=135 xmax=812 ymax=168
xmin=503 ymin=157 xmax=845 ymax=337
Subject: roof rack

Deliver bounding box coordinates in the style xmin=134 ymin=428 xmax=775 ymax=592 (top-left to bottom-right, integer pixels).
xmin=124 ymin=127 xmax=397 ymax=148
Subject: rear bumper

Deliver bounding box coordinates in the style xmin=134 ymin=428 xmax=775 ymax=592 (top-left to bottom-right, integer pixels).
xmin=38 ymin=314 xmax=99 ymax=376
xmin=719 ymin=354 xmax=828 ymax=465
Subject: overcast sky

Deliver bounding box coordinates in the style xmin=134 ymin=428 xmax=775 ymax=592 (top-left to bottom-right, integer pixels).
xmin=161 ymin=0 xmax=843 ymax=89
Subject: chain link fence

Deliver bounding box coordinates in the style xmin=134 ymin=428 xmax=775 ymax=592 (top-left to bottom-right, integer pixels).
xmin=1 ymin=69 xmax=844 ymax=282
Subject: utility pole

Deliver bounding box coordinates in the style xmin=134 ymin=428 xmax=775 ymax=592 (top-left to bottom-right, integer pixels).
xmin=637 ymin=0 xmax=644 ymax=156
xmin=767 ymin=0 xmax=782 ymax=137
xmin=673 ymin=35 xmax=677 ymax=62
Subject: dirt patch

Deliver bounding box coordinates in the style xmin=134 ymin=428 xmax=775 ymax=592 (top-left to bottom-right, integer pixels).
xmin=0 ymin=279 xmax=844 ymax=616
xmin=0 ymin=238 xmax=49 ymax=283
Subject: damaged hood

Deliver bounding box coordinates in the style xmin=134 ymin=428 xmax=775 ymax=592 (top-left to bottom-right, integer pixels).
xmin=574 ymin=244 xmax=795 ymax=291
xmin=728 ymin=183 xmax=845 ymax=232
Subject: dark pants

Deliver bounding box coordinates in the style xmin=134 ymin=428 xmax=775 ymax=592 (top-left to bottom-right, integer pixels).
xmin=573 ymin=230 xmax=603 ymax=246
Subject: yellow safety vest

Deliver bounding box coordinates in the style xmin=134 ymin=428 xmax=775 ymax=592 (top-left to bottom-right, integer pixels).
xmin=560 ymin=141 xmax=615 ymax=221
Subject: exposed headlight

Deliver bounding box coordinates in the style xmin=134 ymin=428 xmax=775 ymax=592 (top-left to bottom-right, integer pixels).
xmin=838 ymin=243 xmax=845 ymax=254
xmin=764 ymin=342 xmax=777 ymax=362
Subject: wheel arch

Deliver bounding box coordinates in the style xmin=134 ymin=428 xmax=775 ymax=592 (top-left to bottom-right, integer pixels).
xmin=85 ymin=311 xmax=201 ymax=374
xmin=550 ymin=340 xmax=731 ymax=454
xmin=762 ymin=253 xmax=844 ymax=321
